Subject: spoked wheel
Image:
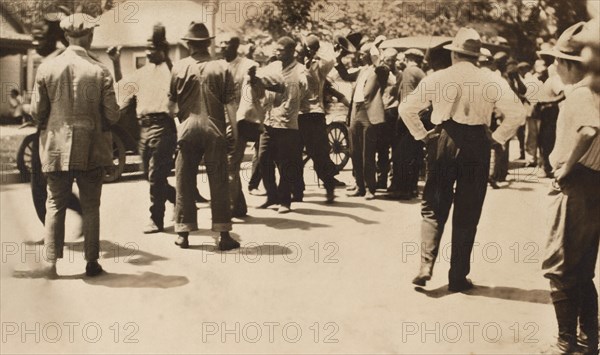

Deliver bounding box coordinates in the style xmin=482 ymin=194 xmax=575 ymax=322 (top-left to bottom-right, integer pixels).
xmin=104 ymin=131 xmax=126 ymax=183
xmin=16 ymin=133 xmax=37 ymax=182
xmin=327 ymin=121 xmax=350 ymax=171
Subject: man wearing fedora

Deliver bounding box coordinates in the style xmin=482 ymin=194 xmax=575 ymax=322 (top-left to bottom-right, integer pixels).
xmin=31 ymin=13 xmax=120 ymax=278
xmin=117 ymin=23 xmax=177 ymax=234
xmin=539 ymin=22 xmax=600 ymax=355
xmin=398 ymin=27 xmax=526 ymax=292
xmin=168 ymin=22 xmax=239 ymax=251
xmin=335 ymin=41 xmax=389 ymax=200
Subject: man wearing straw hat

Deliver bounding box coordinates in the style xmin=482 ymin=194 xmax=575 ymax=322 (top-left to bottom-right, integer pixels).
xmin=169 ymin=22 xmax=240 ymax=251
xmin=31 ymin=13 xmax=120 ymax=278
xmin=538 ymin=22 xmax=600 ymax=355
xmin=398 ymin=27 xmax=526 ymax=292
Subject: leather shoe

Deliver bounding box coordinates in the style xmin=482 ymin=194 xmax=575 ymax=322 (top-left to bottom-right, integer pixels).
xmin=143 ymin=220 xmax=163 ymax=234
xmin=85 ymin=261 xmax=103 ymax=277
xmin=219 ymin=233 xmax=240 ymax=251
xmin=412 ymin=274 xmax=431 ymax=286
xmin=325 ymin=189 xmax=335 ymax=204
xmin=347 ymin=190 xmax=365 ymax=197
xmin=248 ymin=188 xmax=267 ymax=196
xmin=365 ymin=191 xmax=376 ymax=200
xmin=346 ymin=185 xmax=358 ymax=192
xmin=175 ymin=234 xmax=189 ymax=249
xmin=278 ymin=205 xmax=291 ymax=214
xmin=448 ymin=278 xmax=474 ymax=292
xmin=257 ymin=200 xmax=278 ymax=209
xmin=334 ymin=178 xmax=346 ymax=188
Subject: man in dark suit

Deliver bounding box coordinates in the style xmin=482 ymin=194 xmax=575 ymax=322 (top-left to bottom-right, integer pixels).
xmin=335 ymin=42 xmax=389 ymax=199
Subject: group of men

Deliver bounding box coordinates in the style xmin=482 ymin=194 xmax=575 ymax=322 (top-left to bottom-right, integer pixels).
xmin=26 ymin=9 xmax=599 ymax=354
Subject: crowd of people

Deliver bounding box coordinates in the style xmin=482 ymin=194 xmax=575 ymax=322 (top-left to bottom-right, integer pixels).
xmin=22 ymin=7 xmax=599 ymax=355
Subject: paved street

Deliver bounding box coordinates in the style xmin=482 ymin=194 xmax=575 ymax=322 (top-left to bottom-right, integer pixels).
xmin=1 ymin=157 xmax=598 ymax=354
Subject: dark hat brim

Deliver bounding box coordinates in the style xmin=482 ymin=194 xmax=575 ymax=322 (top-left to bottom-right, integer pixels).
xmin=182 ymin=36 xmax=215 ymax=41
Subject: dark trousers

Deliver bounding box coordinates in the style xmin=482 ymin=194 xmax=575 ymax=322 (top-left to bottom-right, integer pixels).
xmin=538 ymin=103 xmax=559 ymax=176
xmin=419 ymin=120 xmax=491 ymax=283
xmin=376 ymin=108 xmax=398 ymax=188
xmin=543 ymin=164 xmax=600 ymax=352
xmin=516 ymin=124 xmax=525 ymax=158
xmin=44 ymin=168 xmax=104 ymax=262
xmin=392 ymin=116 xmax=424 ymax=194
xmin=248 ymin=141 xmax=262 ymax=190
xmin=349 ymin=103 xmax=378 ymax=194
xmin=30 ymin=134 xmax=81 ymax=224
xmin=228 ymin=120 xmax=262 ymax=216
xmin=296 ymin=113 xmax=338 ymax=192
xmin=259 ymin=126 xmax=303 ymax=208
xmin=175 ymin=117 xmax=231 ymax=232
xmin=139 ymin=121 xmax=176 ymax=227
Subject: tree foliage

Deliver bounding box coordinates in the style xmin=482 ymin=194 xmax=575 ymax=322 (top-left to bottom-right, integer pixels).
xmin=243 ymin=0 xmax=589 ymax=62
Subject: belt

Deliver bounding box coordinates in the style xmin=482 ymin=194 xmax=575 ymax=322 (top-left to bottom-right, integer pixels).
xmin=138 ymin=113 xmax=171 ymax=127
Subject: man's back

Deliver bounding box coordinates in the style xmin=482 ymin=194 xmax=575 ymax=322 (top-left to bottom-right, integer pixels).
xmin=32 ymin=45 xmax=119 ymax=172
xmin=170 ymin=55 xmax=234 ymax=125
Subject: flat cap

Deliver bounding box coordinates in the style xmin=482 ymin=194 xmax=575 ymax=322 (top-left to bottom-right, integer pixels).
xmin=60 ymin=13 xmax=99 ymax=37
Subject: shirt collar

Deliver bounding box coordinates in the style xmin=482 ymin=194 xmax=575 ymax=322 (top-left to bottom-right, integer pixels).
xmin=567 ymin=76 xmax=592 ymax=94
xmin=66 ymin=45 xmax=88 ymax=55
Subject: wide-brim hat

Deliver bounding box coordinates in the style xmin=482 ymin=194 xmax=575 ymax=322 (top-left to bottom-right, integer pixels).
xmin=347 ymin=32 xmax=367 ymax=51
xmin=538 ymin=22 xmax=587 ymax=62
xmin=181 ymin=21 xmax=214 ymax=41
xmin=443 ymin=27 xmax=483 ymax=57
xmin=335 ymin=33 xmax=357 ymax=53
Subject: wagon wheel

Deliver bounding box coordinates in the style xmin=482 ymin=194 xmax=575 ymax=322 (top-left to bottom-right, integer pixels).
xmin=104 ymin=131 xmax=126 ymax=183
xmin=16 ymin=133 xmax=37 ymax=182
xmin=327 ymin=121 xmax=350 ymax=171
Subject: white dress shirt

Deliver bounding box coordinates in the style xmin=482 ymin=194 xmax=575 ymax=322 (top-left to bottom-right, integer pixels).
xmin=117 ymin=62 xmax=171 ymax=116
xmin=398 ymin=61 xmax=526 ymax=144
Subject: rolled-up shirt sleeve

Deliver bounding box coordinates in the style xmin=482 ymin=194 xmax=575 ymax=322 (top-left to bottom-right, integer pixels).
xmin=492 ymin=79 xmax=527 ymax=144
xmin=398 ymin=78 xmax=431 ymax=141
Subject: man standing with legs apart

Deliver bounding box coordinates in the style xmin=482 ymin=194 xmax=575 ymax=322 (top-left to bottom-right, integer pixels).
xmin=539 ymin=22 xmax=600 ymax=355
xmin=169 ymin=22 xmax=239 ymax=250
xmin=31 ymin=14 xmax=119 ymax=278
xmin=297 ymin=34 xmax=338 ymax=204
xmin=398 ymin=28 xmax=526 ymax=291
xmin=117 ymin=24 xmax=177 ymax=234
xmin=254 ymin=36 xmax=307 ymax=214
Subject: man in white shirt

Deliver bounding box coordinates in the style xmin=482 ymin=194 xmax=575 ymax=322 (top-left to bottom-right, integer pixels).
xmin=539 ymin=22 xmax=600 ymax=354
xmin=117 ymin=27 xmax=177 ymax=234
xmin=398 ymin=27 xmax=526 ymax=292
xmin=219 ymin=33 xmax=260 ymax=218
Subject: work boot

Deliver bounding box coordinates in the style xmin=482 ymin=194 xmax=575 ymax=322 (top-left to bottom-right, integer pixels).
xmin=219 ymin=232 xmax=240 ymax=251
xmin=578 ymin=282 xmax=599 ymax=355
xmin=551 ymin=290 xmax=581 ymax=354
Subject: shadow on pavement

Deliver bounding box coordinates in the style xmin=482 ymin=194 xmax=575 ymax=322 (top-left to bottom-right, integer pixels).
xmin=234 ymin=215 xmax=330 ymax=230
xmin=312 ymin=200 xmax=384 ymax=211
xmin=64 ymin=240 xmax=168 ymax=266
xmin=188 ymin=243 xmax=293 ymax=256
xmin=293 ymin=208 xmax=378 ymax=225
xmin=415 ymin=284 xmax=551 ymax=304
xmin=12 ymin=270 xmax=189 ymax=289
xmin=83 ymin=271 xmax=189 ymax=288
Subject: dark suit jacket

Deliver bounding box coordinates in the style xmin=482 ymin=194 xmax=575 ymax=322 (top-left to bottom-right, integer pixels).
xmin=335 ymin=62 xmax=388 ymax=125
